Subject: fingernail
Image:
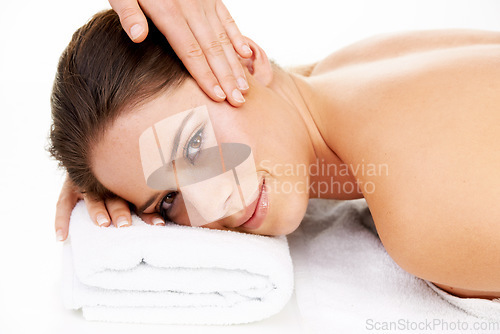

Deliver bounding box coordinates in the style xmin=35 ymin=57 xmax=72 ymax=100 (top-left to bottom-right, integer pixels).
xmin=130 ymin=24 xmax=144 ymax=40
xmin=214 ymin=85 xmax=226 ymax=99
xmin=152 ymin=218 xmax=165 ymax=226
xmin=96 ymin=214 xmax=109 ymax=227
xmin=237 ymin=77 xmax=249 ymax=90
xmin=242 ymin=44 xmax=252 ymax=55
xmin=232 ymin=89 xmax=245 ymax=103
xmin=56 ymin=230 xmax=64 ymax=242
xmin=116 ymin=216 xmax=130 ymax=228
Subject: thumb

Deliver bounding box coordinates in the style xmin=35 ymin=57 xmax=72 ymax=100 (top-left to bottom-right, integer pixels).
xmin=109 ymin=0 xmax=149 ymax=42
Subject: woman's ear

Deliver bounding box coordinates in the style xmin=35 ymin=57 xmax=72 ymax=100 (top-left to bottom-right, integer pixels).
xmin=239 ymin=37 xmax=273 ymax=86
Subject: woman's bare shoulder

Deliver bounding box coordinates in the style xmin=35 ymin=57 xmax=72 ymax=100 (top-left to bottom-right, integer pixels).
xmin=304 ymin=33 xmax=500 ymax=295
xmin=308 ymin=28 xmax=500 ymax=76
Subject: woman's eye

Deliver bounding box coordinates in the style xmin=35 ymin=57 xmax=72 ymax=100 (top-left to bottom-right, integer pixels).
xmin=184 ymin=127 xmax=204 ymax=164
xmin=163 ymin=192 xmax=176 ymax=205
xmin=160 ymin=191 xmax=177 ymax=221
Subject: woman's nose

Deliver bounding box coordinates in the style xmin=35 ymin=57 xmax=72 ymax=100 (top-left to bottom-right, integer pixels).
xmin=180 ymin=170 xmax=243 ymax=226
xmin=174 ymin=143 xmax=258 ymax=227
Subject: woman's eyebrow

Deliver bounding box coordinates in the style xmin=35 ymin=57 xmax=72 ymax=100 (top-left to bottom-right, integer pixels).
xmin=138 ymin=109 xmax=195 ymax=214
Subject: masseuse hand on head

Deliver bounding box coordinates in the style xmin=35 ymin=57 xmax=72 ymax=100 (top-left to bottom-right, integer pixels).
xmin=55 ymin=173 xmax=166 ymax=242
xmin=109 ymin=0 xmax=251 ymax=106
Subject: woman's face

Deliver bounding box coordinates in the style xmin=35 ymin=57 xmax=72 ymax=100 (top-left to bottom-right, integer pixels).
xmin=91 ymin=77 xmax=312 ymax=236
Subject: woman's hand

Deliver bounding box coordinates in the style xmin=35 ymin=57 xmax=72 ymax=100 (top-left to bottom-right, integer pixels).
xmin=108 ymin=0 xmax=251 ymax=106
xmin=55 ymin=173 xmax=166 ymax=242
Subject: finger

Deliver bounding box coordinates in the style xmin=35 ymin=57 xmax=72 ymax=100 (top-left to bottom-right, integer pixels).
xmin=54 ymin=175 xmax=83 ymax=241
xmin=104 ymin=197 xmax=132 ymax=228
xmin=206 ymin=8 xmax=249 ymax=93
xmin=109 ymin=0 xmax=149 ymax=42
xmin=83 ymin=193 xmax=112 ymax=227
xmin=181 ymin=7 xmax=245 ymax=106
xmin=139 ymin=212 xmax=166 ymax=226
xmin=55 ymin=192 xmax=78 ymax=242
xmin=152 ymin=13 xmax=232 ymax=104
xmin=215 ymin=0 xmax=253 ymax=59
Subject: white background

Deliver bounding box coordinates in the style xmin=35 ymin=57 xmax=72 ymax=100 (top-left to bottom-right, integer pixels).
xmin=1 ymin=0 xmax=499 ymax=333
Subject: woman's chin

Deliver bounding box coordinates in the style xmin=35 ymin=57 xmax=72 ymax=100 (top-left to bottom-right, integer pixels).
xmin=276 ymin=218 xmax=303 ymax=235
xmin=260 ymin=192 xmax=309 ymax=236
xmin=256 ymin=210 xmax=305 ymax=236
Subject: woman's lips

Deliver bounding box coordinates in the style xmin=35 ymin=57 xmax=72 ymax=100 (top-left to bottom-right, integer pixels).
xmin=239 ymin=178 xmax=268 ymax=230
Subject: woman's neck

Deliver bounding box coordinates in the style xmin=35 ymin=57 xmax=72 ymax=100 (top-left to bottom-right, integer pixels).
xmin=267 ymin=68 xmax=363 ymax=200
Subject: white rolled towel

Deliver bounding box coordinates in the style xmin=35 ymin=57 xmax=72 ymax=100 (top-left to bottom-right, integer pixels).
xmin=62 ymin=200 xmax=294 ymax=325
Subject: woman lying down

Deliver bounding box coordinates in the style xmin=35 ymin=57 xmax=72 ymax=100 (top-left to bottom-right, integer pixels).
xmin=48 ymin=9 xmax=500 ymax=300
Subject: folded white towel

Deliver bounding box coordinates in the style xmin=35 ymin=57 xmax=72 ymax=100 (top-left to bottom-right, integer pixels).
xmin=288 ymin=199 xmax=500 ymax=333
xmin=62 ymin=200 xmax=294 ymax=325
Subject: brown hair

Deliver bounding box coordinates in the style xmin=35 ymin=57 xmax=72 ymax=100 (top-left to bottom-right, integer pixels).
xmin=47 ymin=9 xmax=189 ymax=201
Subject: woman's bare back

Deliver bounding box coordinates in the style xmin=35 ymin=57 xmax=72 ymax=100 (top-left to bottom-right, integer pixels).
xmin=306 ymin=29 xmax=500 ymax=298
